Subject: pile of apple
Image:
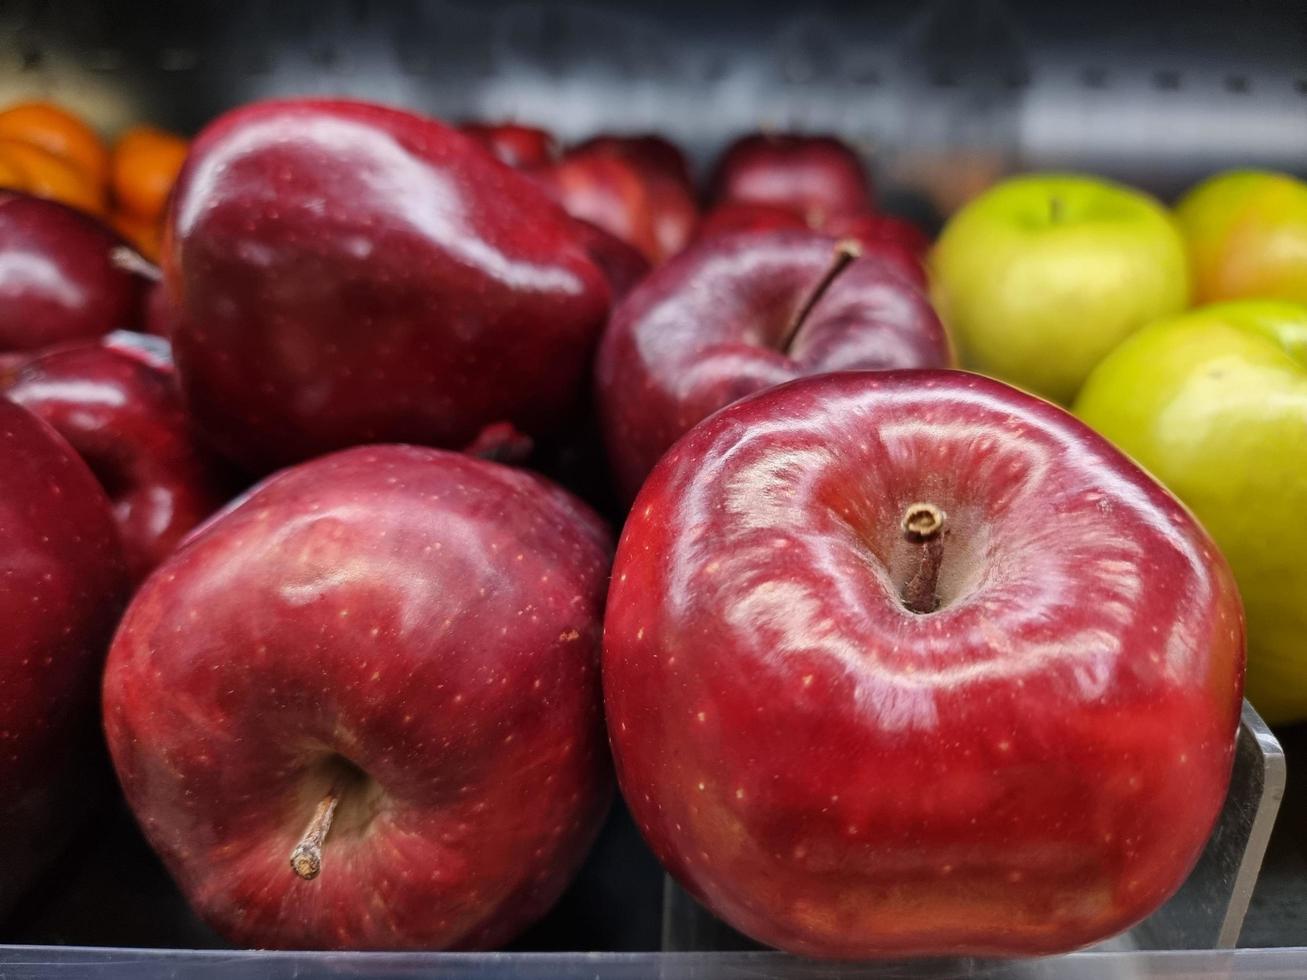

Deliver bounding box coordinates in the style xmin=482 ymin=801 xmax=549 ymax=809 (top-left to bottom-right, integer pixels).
xmin=1 ymin=96 xmax=1304 ymax=958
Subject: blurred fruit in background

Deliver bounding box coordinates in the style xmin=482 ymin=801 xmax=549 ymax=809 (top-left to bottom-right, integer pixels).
xmin=0 ymin=101 xmax=109 ymax=188
xmin=108 ymin=208 xmax=162 ymax=262
xmin=1176 ymin=171 xmax=1307 ymax=306
xmin=1076 ymin=300 xmax=1307 ymax=724
xmin=930 ymin=174 xmax=1190 ymax=405
xmin=110 ymin=125 xmax=188 ymax=222
xmin=0 ymin=137 xmax=106 ymax=214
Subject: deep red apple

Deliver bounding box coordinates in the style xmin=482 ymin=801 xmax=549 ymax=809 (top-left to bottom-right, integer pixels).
xmin=0 ymin=397 xmax=127 ymax=916
xmin=537 ymin=144 xmax=698 ymax=264
xmin=459 ymin=121 xmax=557 ymax=170
xmin=570 ymin=134 xmax=695 ymax=194
xmin=604 ymin=369 xmax=1244 ymax=958
xmin=571 ymin=217 xmax=651 ymax=300
xmin=825 ymin=211 xmax=930 ymax=257
xmin=103 ymin=445 xmax=613 ymax=950
xmin=142 ymin=279 xmax=174 ymax=338
xmin=166 ymin=99 xmax=610 ymax=474
xmin=596 ymin=230 xmax=951 ymax=501
xmin=708 ymin=134 xmax=875 ymax=227
xmin=0 ymin=192 xmax=147 ymax=351
xmin=696 ymin=201 xmax=809 ymax=240
xmin=2 ymin=331 xmax=231 ymax=582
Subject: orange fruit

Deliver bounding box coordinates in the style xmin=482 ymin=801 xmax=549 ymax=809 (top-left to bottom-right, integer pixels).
xmin=0 ymin=101 xmax=109 ymax=187
xmin=0 ymin=139 xmax=106 ymax=214
xmin=110 ymin=209 xmax=161 ymax=262
xmin=112 ymin=125 xmax=188 ymax=222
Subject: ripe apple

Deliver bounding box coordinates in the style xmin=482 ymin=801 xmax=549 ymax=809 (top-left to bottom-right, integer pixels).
xmin=930 ymin=175 xmax=1190 ymax=405
xmin=697 ymin=201 xmax=809 ymax=240
xmin=1175 ymin=170 xmax=1307 ymax=305
xmin=459 ymin=121 xmax=557 ymax=170
xmin=2 ymin=330 xmax=232 ymax=581
xmin=0 ymin=396 xmax=127 ymax=917
xmin=604 ymin=370 xmax=1244 ymax=957
xmin=166 ymin=99 xmax=610 ymax=474
xmin=537 ymin=144 xmax=698 ymax=264
xmin=708 ymin=134 xmax=874 ymax=227
xmin=0 ymin=192 xmax=147 ymax=351
xmin=570 ymin=134 xmax=696 ymax=194
xmin=1075 ymin=300 xmax=1307 ymax=723
xmin=142 ymin=280 xmax=174 ymax=338
xmin=103 ymin=445 xmax=613 ymax=949
xmin=570 ymin=218 xmax=651 ymax=300
xmin=596 ymin=230 xmax=951 ymax=501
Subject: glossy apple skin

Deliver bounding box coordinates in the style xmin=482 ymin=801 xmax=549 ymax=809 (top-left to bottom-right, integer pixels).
xmin=0 ymin=192 xmax=146 ymax=351
xmin=930 ymin=174 xmax=1189 ymax=405
xmin=0 ymin=397 xmax=127 ymax=916
xmin=1175 ymin=170 xmax=1307 ymax=305
xmin=142 ymin=280 xmax=174 ymax=338
xmin=605 ymin=370 xmax=1244 ymax=958
xmin=571 ymin=135 xmax=695 ymax=194
xmin=1076 ymin=300 xmax=1307 ymax=723
xmin=166 ymin=99 xmax=611 ymax=474
xmin=538 ymin=145 xmax=698 ymax=264
xmin=459 ymin=122 xmax=558 ymax=170
xmin=571 ymin=217 xmax=651 ymax=300
xmin=697 ymin=201 xmax=810 ymax=240
xmin=708 ymin=134 xmax=874 ymax=227
xmin=596 ymin=230 xmax=951 ymax=502
xmin=103 ymin=446 xmax=613 ymax=950
xmin=2 ymin=331 xmax=231 ymax=582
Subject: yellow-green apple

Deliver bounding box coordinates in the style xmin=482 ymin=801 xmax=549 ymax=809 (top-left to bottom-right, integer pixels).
xmin=1076 ymin=300 xmax=1307 ymax=723
xmin=931 ymin=174 xmax=1190 ymax=404
xmin=1175 ymin=170 xmax=1307 ymax=305
xmin=102 ymin=445 xmax=613 ymax=949
xmin=604 ymin=370 xmax=1244 ymax=957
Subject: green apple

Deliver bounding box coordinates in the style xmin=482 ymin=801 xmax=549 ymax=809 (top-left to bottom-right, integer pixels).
xmin=1074 ymin=300 xmax=1307 ymax=723
xmin=1175 ymin=170 xmax=1307 ymax=305
xmin=930 ymin=174 xmax=1190 ymax=404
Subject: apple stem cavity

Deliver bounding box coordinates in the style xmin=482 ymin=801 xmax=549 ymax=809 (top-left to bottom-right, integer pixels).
xmin=778 ymin=238 xmax=863 ymax=352
xmin=290 ymin=788 xmax=340 ymax=881
xmin=901 ymin=502 xmax=945 ymax=614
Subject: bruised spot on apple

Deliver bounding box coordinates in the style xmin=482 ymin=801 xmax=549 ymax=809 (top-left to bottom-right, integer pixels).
xmin=604 ymin=371 xmax=1243 ymax=958
xmin=596 ymin=229 xmax=951 ymax=502
xmin=103 ymin=446 xmax=614 ymax=950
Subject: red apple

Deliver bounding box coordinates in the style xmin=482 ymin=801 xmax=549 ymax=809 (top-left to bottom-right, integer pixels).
xmin=570 ymin=218 xmax=651 ymax=300
xmin=2 ymin=331 xmax=231 ymax=582
xmin=708 ymin=134 xmax=874 ymax=227
xmin=102 ymin=445 xmax=613 ymax=950
xmin=825 ymin=211 xmax=930 ymax=257
xmin=570 ymin=134 xmax=695 ymax=194
xmin=696 ymin=201 xmax=809 ymax=241
xmin=596 ymin=230 xmax=951 ymax=501
xmin=0 ymin=396 xmax=127 ymax=916
xmin=604 ymin=370 xmax=1244 ymax=958
xmin=166 ymin=99 xmax=610 ymax=474
xmin=538 ymin=144 xmax=698 ymax=264
xmin=459 ymin=121 xmax=557 ymax=170
xmin=142 ymin=280 xmax=174 ymax=338
xmin=0 ymin=192 xmax=147 ymax=351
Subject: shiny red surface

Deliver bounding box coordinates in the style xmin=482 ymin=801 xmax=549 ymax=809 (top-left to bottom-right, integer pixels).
xmin=697 ymin=201 xmax=809 ymax=240
xmin=103 ymin=446 xmax=614 ymax=950
xmin=166 ymin=99 xmax=610 ymax=474
xmin=0 ymin=192 xmax=145 ymax=351
xmin=604 ymin=371 xmax=1244 ymax=957
xmin=537 ymin=144 xmax=698 ymax=263
xmin=2 ymin=332 xmax=230 ymax=581
xmin=571 ymin=217 xmax=651 ymax=300
xmin=596 ymin=230 xmax=951 ymax=501
xmin=708 ymin=134 xmax=875 ymax=226
xmin=0 ymin=397 xmax=126 ymax=915
xmin=459 ymin=121 xmax=558 ymax=170
xmin=571 ymin=134 xmax=696 ymax=194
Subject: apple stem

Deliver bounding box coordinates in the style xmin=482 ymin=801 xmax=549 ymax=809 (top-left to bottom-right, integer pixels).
xmin=109 ymin=246 xmax=162 ymax=283
xmin=778 ymin=238 xmax=863 ymax=353
xmin=289 ymin=788 xmax=340 ymax=881
xmin=901 ymin=502 xmax=944 ymax=614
